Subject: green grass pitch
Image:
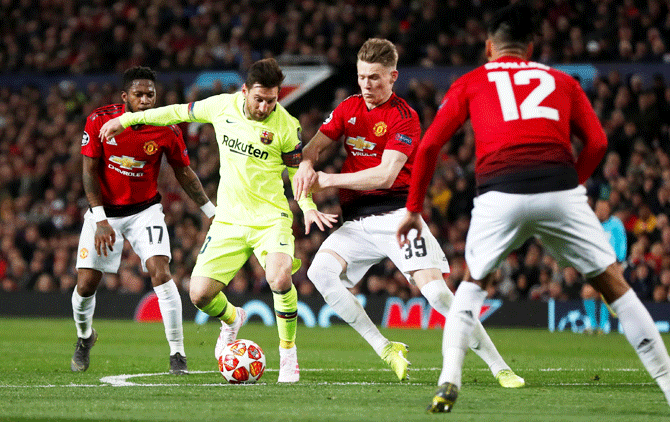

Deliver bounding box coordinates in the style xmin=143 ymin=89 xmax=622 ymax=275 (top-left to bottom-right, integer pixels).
xmin=0 ymin=318 xmax=668 ymax=421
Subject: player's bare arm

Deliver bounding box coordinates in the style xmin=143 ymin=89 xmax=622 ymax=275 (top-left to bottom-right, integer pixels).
xmin=396 ymin=211 xmax=423 ymax=248
xmin=82 ymin=155 xmax=115 ymax=256
xmin=317 ymin=149 xmax=407 ymax=191
xmin=294 ymin=131 xmax=335 ymax=200
xmin=98 ymin=117 xmax=125 ymax=141
xmin=172 ymin=165 xmax=216 ymax=220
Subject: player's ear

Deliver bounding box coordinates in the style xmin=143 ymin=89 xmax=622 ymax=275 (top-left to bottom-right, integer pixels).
xmin=525 ymin=42 xmax=534 ymax=60
xmin=390 ymin=69 xmax=399 ymax=84
xmin=121 ymin=91 xmax=128 ymax=103
xmin=485 ymin=39 xmax=493 ymax=61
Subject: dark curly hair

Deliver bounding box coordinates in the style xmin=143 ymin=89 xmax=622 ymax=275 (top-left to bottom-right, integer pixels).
xmin=122 ymin=66 xmax=157 ymax=92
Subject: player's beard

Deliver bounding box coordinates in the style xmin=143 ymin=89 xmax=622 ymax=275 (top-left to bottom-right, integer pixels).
xmin=125 ymin=102 xmax=151 ymax=113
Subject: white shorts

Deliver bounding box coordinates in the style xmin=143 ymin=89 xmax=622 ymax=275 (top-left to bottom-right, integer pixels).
xmin=466 ymin=185 xmax=616 ymax=280
xmin=318 ymin=208 xmax=450 ymax=287
xmin=76 ymin=203 xmax=171 ymax=273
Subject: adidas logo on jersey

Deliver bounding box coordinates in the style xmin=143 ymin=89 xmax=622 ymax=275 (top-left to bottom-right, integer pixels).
xmin=348 ymin=117 xmax=356 ymax=125
xmin=106 ymin=137 xmax=118 ymax=145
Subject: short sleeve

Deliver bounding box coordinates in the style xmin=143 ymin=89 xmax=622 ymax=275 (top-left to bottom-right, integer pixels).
xmin=383 ymin=114 xmax=421 ymax=158
xmin=81 ymin=114 xmax=103 ymax=158
xmin=319 ymin=102 xmax=345 ymax=141
xmin=164 ymin=125 xmax=191 ymax=167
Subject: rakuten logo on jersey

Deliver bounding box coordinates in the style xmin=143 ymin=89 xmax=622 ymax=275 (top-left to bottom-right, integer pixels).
xmin=108 ymin=155 xmax=145 ymax=177
xmin=221 ymin=134 xmax=269 ymax=160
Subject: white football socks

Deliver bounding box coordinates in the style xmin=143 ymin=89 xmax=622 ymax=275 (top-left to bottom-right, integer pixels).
xmin=308 ymin=252 xmax=390 ymax=356
xmin=439 ymin=281 xmax=487 ymax=388
xmin=72 ymin=289 xmax=96 ymax=339
xmin=420 ymin=279 xmax=509 ymax=376
xmin=610 ymin=289 xmax=670 ymax=402
xmin=153 ymin=280 xmax=185 ymax=356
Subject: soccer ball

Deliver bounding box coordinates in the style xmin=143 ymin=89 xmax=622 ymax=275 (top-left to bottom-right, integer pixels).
xmin=218 ymin=339 xmax=266 ymax=384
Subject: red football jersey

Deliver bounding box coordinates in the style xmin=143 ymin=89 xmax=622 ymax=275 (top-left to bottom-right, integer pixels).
xmin=320 ymin=93 xmax=421 ymax=219
xmin=407 ymin=56 xmax=607 ymax=212
xmin=81 ymin=104 xmax=190 ymax=207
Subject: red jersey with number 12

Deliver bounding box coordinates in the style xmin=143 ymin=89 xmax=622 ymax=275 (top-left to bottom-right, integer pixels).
xmin=406 ymin=56 xmax=607 ymax=213
xmin=81 ymin=104 xmax=190 ymax=207
xmin=320 ymin=93 xmax=420 ymax=220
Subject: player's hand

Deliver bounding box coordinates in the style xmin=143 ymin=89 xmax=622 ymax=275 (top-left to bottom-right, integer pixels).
xmin=98 ymin=117 xmax=125 ymax=141
xmin=303 ymin=209 xmax=338 ymax=235
xmin=94 ymin=220 xmax=116 ymax=257
xmin=293 ymin=161 xmax=317 ymax=201
xmin=396 ymin=211 xmax=423 ymax=247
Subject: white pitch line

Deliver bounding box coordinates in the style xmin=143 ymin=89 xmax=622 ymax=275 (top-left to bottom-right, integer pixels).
xmin=0 ymin=367 xmax=648 ymax=388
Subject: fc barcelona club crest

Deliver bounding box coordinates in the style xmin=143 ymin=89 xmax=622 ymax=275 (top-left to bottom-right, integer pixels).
xmin=373 ymin=121 xmax=387 ymax=137
xmin=260 ymin=130 xmax=274 ymax=145
xmin=143 ymin=140 xmax=159 ymax=155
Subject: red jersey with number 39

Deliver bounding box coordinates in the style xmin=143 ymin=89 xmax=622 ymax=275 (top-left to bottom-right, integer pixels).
xmin=81 ymin=104 xmax=190 ymax=207
xmin=406 ymin=56 xmax=607 ymax=213
xmin=320 ymin=93 xmax=420 ymax=220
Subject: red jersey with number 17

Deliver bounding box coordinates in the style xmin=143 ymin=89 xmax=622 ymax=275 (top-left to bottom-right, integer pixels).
xmin=406 ymin=56 xmax=607 ymax=213
xmin=81 ymin=104 xmax=190 ymax=208
xmin=319 ymin=93 xmax=421 ymax=220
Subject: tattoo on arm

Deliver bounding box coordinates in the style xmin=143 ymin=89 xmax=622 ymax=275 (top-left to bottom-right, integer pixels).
xmin=82 ymin=156 xmax=103 ymax=207
xmin=174 ymin=166 xmax=209 ymax=206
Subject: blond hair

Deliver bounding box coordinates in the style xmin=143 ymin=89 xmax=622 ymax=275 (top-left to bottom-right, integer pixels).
xmin=357 ymin=38 xmax=398 ymax=69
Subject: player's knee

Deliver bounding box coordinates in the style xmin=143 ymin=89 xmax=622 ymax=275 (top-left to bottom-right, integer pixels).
xmin=149 ymin=270 xmax=171 ymax=287
xmin=267 ymin=273 xmax=292 ymax=293
xmin=589 ymin=263 xmax=629 ymax=303
xmin=307 ymin=252 xmax=344 ymax=294
xmin=76 ymin=269 xmax=102 ymax=296
xmin=146 ymin=256 xmax=171 ymax=285
xmin=189 ymin=284 xmax=211 ymax=309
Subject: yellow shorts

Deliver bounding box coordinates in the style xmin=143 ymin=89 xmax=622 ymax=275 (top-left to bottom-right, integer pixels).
xmin=192 ymin=220 xmax=300 ymax=285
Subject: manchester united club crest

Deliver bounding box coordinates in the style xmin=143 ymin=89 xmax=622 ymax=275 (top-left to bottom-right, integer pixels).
xmin=79 ymin=248 xmax=89 ymax=259
xmin=143 ymin=140 xmax=159 ymax=155
xmin=260 ymin=130 xmax=274 ymax=145
xmin=373 ymin=121 xmax=387 ymax=137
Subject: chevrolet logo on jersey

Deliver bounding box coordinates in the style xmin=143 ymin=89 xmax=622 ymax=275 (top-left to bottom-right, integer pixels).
xmin=346 ymin=136 xmax=376 ymax=151
xmin=109 ymin=155 xmax=146 ymax=170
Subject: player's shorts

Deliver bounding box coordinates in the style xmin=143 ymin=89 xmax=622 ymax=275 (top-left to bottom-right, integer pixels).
xmin=192 ymin=218 xmax=300 ymax=285
xmin=76 ymin=203 xmax=171 ymax=273
xmin=466 ymin=185 xmax=616 ymax=280
xmin=317 ymin=208 xmax=450 ymax=287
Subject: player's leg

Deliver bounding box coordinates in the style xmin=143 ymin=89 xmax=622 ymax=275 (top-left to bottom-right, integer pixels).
xmin=145 ymin=256 xmax=187 ymax=374
xmin=70 ymin=268 xmax=102 ymax=372
xmin=412 ymin=268 xmax=524 ymax=388
xmin=382 ymin=208 xmax=522 ymax=386
xmin=71 ymin=211 xmax=124 ymax=372
xmin=592 ymin=265 xmax=670 ymax=404
xmin=251 ymin=220 xmax=303 ymax=382
xmin=125 ymin=204 xmax=187 ymax=374
xmin=307 ymin=249 xmax=408 ymax=380
xmin=265 ymin=251 xmax=300 ymax=383
xmin=429 ymin=191 xmax=528 ymax=412
xmin=539 ymin=185 xmax=670 ymax=406
xmin=189 ymin=222 xmax=251 ymax=358
xmin=307 ymin=220 xmax=410 ymax=380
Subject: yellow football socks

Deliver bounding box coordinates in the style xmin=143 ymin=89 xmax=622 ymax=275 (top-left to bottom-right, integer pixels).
xmin=199 ymin=292 xmax=237 ymax=324
xmin=273 ymin=284 xmax=298 ymax=346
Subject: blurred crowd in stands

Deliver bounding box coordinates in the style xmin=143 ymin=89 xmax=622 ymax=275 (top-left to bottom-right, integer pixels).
xmin=2 ymin=0 xmax=670 ymax=74
xmin=2 ymin=0 xmax=670 ymax=305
